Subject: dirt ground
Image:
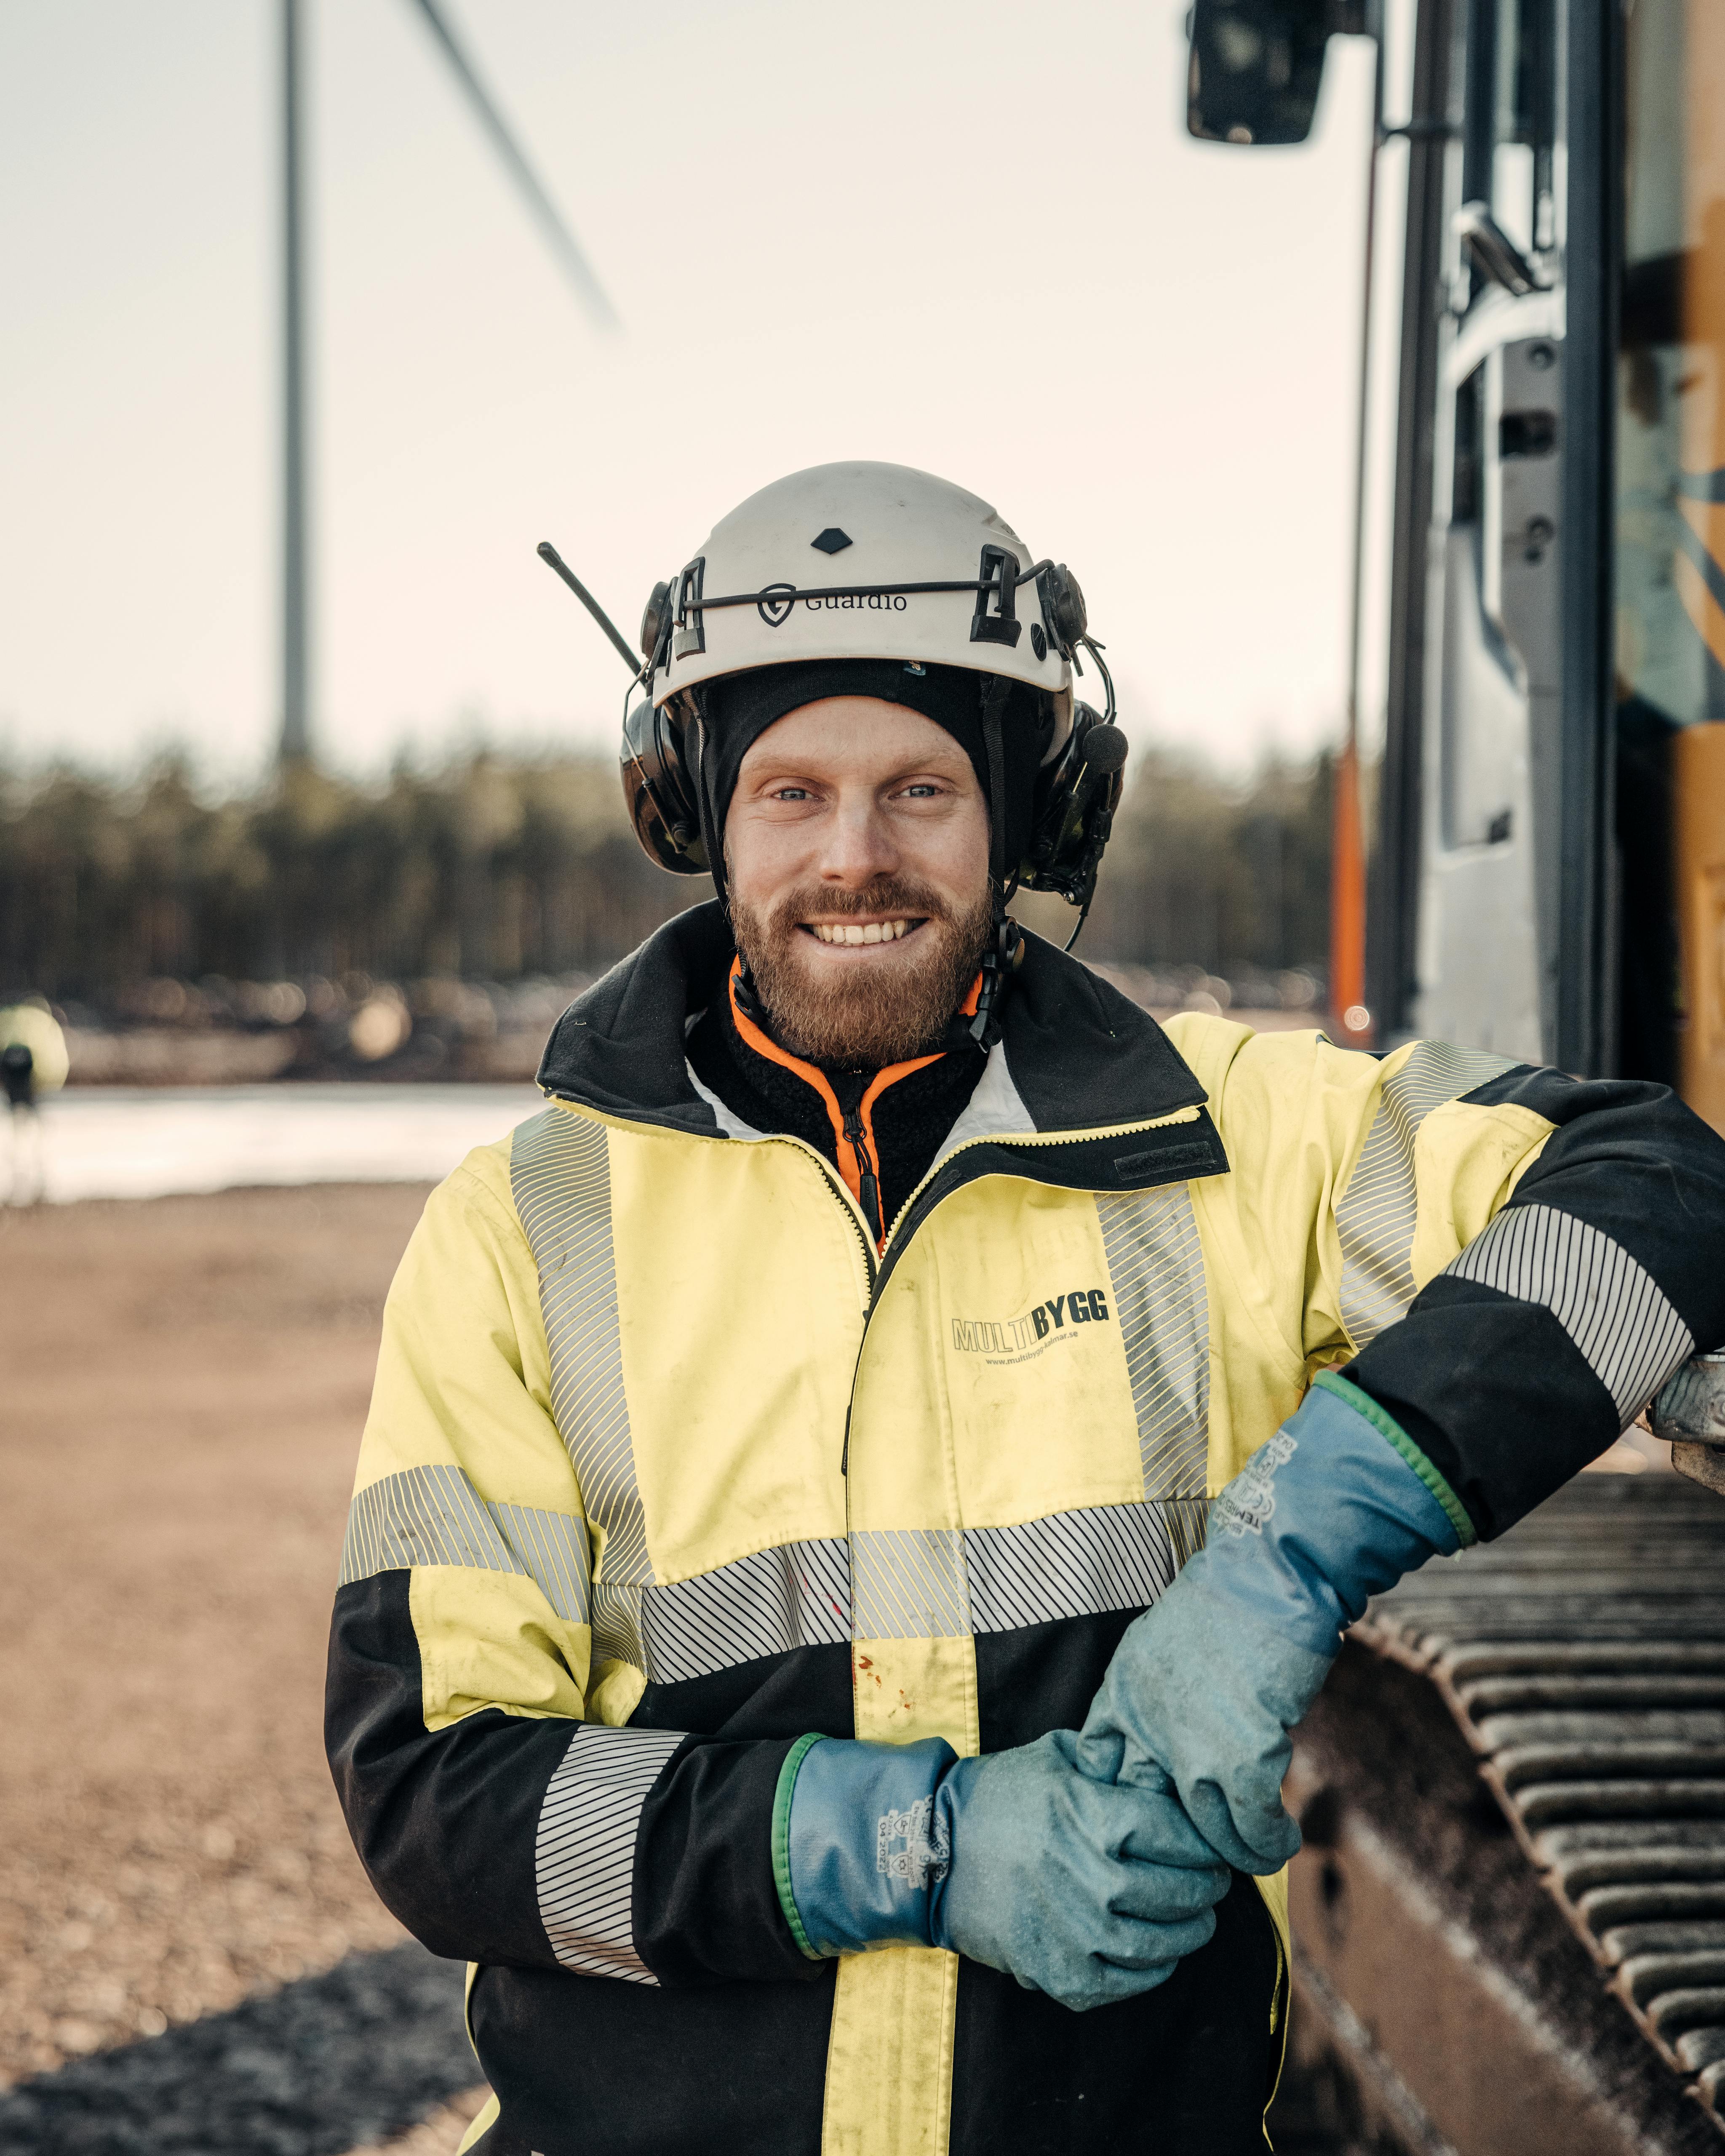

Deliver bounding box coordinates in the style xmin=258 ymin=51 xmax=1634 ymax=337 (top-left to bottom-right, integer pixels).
xmin=0 ymin=1183 xmax=482 ymax=2142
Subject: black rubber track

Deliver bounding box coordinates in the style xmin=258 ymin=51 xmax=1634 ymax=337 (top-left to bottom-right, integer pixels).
xmin=0 ymin=1942 xmax=475 ymax=2155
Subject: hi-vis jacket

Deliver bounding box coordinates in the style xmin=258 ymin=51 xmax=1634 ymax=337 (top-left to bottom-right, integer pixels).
xmin=326 ymin=905 xmax=1725 ymax=2156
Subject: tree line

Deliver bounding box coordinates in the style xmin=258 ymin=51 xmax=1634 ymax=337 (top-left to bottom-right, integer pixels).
xmin=0 ymin=743 xmax=1334 ymax=1005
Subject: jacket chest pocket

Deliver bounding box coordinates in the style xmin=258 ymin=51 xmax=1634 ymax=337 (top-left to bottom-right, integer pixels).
xmin=851 ymin=1179 xmax=1210 ymax=1535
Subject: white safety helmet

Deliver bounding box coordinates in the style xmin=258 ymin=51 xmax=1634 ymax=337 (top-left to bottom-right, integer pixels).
xmin=640 ymin=461 xmax=1085 ymax=746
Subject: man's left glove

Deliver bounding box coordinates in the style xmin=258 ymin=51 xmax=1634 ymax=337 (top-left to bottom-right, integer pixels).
xmin=1075 ymin=1373 xmax=1473 ymax=1873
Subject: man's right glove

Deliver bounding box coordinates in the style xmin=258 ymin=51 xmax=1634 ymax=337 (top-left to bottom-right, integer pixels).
xmin=773 ymin=1725 xmax=1231 ymax=2012
xmin=1074 ymin=1372 xmax=1471 ymax=1872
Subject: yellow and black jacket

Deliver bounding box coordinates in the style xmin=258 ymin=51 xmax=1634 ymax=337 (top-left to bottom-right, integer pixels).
xmin=326 ymin=904 xmax=1725 ymax=2156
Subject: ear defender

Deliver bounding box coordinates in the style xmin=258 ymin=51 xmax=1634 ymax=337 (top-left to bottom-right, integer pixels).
xmin=621 ymin=694 xmax=709 ymax=875
xmin=619 ymin=592 xmax=1130 ymax=919
xmin=620 ymin=671 xmax=1130 ymax=923
xmin=1019 ymin=703 xmax=1129 ymax=920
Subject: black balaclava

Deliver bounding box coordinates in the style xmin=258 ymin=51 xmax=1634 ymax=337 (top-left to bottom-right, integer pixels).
xmin=693 ymin=659 xmax=1049 ymax=905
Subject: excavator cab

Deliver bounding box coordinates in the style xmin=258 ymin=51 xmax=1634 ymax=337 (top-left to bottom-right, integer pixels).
xmin=1188 ymin=11 xmax=1725 ymax=2143
xmin=1187 ymin=0 xmax=1725 ymax=1123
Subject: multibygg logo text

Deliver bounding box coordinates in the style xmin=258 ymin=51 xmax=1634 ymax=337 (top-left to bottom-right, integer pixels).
xmin=951 ymin=1287 xmax=1111 ymax=1358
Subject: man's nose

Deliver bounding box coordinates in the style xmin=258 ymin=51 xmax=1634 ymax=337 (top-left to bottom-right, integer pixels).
xmin=818 ymin=797 xmax=897 ymax=885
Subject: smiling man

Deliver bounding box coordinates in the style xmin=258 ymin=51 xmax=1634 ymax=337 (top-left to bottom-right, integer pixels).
xmin=691 ymin=677 xmax=1005 ymax=1245
xmin=326 ymin=463 xmax=1725 ymax=2156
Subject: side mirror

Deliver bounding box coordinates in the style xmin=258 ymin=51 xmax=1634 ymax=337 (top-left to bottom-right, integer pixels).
xmin=1186 ymin=0 xmax=1369 ymax=147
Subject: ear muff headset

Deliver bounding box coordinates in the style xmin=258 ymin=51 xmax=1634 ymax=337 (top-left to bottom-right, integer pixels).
xmin=618 ymin=670 xmax=1126 ymax=917
xmin=616 ymin=562 xmax=1125 ymax=913
xmin=621 ymin=692 xmax=709 ymax=875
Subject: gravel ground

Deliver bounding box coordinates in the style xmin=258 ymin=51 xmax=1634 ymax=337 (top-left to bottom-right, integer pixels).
xmin=0 ymin=1185 xmax=434 ymax=2087
xmin=0 ymin=1943 xmax=481 ymax=2154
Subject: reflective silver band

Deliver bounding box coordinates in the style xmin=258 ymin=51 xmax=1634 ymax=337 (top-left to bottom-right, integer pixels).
xmin=582 ymin=1502 xmax=1207 ymax=1678
xmin=590 ymin=1537 xmax=852 ymax=1684
xmin=1095 ymin=1184 xmax=1210 ymax=1500
xmin=511 ymin=1106 xmax=652 ymax=1589
xmin=1446 ymin=1201 xmax=1696 ymax=1424
xmin=341 ymin=1463 xmax=590 ymax=1624
xmin=535 ymin=1724 xmax=684 ymax=1983
xmin=963 ymin=1499 xmax=1208 ymax=1635
xmin=852 ymin=1527 xmax=970 ymax=1640
xmin=1337 ymin=1041 xmax=1514 ymax=1350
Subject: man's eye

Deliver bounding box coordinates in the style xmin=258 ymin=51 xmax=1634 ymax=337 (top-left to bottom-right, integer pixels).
xmin=900 ymin=784 xmax=941 ymax=799
xmin=773 ymin=787 xmax=812 ymax=801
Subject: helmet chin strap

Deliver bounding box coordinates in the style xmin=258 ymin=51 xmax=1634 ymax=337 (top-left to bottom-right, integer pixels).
xmin=969 ymin=675 xmax=1021 ymax=1052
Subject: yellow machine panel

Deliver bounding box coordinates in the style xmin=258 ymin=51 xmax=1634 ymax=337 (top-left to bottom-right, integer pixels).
xmin=1675 ymin=725 xmax=1725 ymax=1131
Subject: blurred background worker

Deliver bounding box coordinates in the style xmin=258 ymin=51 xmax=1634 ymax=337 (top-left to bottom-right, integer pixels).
xmin=324 ymin=462 xmax=1725 ymax=2156
xmin=0 ymin=1000 xmax=67 ymax=1205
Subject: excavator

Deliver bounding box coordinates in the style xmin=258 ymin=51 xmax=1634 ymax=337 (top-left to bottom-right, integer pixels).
xmin=1187 ymin=4 xmax=1725 ymax=2147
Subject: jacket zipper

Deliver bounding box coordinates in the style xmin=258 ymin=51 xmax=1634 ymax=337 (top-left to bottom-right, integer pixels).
xmin=828 ymin=1104 xmax=1206 ymax=1473
xmin=802 ymin=1101 xmax=1206 ymax=1325
xmin=839 ymin=1100 xmax=884 ymax=1247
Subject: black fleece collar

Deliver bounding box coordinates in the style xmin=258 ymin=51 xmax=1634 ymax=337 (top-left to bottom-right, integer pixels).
xmin=535 ymin=901 xmax=1210 ymax=1139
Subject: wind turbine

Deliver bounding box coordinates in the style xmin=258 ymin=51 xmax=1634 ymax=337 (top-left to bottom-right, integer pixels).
xmin=276 ymin=0 xmax=617 ymax=766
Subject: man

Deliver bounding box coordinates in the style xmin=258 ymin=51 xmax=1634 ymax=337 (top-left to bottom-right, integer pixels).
xmin=1 ymin=1001 xmax=66 ymax=1206
xmin=326 ymin=462 xmax=1725 ymax=2156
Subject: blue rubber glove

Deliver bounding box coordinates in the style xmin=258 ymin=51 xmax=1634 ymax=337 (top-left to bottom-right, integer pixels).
xmin=774 ymin=1727 xmax=1231 ymax=2012
xmin=1076 ymin=1374 xmax=1472 ymax=1874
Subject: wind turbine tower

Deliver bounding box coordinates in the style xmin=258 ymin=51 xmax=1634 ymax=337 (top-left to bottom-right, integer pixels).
xmin=274 ymin=0 xmax=617 ymax=768
xmin=280 ymin=0 xmax=311 ymax=766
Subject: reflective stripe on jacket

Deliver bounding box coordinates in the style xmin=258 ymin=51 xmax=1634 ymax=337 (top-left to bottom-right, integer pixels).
xmin=325 ymin=902 xmax=1725 ymax=2156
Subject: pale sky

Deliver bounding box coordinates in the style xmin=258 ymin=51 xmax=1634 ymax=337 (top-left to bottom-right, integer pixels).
xmin=0 ymin=0 xmax=1408 ymax=784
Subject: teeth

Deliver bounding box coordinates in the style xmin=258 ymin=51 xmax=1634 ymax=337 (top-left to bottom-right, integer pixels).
xmin=811 ymin=919 xmax=911 ymax=945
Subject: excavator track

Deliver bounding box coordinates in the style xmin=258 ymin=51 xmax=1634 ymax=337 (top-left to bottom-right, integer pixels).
xmin=1283 ymin=1472 xmax=1725 ymax=2152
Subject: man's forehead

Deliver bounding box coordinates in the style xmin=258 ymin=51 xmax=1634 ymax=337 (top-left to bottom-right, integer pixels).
xmin=738 ymin=695 xmax=972 ymax=774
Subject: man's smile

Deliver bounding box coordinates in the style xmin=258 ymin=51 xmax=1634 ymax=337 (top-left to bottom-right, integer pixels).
xmin=800 ymin=916 xmax=928 ymax=948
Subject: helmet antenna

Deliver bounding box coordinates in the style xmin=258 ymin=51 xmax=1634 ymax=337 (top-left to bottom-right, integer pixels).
xmin=537 ymin=542 xmax=642 ymax=676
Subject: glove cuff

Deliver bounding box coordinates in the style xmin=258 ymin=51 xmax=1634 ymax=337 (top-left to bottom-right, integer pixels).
xmin=1311 ymin=1371 xmax=1474 ymax=1546
xmin=774 ymin=1734 xmax=959 ymax=1959
xmin=1196 ymin=1376 xmax=1464 ymax=1654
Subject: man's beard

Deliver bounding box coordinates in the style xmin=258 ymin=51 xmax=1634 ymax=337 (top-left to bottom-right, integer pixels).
xmin=731 ymin=877 xmax=993 ymax=1068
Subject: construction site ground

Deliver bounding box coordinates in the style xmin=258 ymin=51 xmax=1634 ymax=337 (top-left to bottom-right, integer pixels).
xmin=0 ymin=1182 xmax=484 ymax=2151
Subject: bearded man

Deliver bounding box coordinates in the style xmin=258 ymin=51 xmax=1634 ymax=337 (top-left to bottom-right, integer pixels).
xmin=326 ymin=463 xmax=1725 ymax=2156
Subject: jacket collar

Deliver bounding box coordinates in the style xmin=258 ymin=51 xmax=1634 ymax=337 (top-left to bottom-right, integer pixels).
xmin=537 ymin=901 xmax=1209 ymax=1141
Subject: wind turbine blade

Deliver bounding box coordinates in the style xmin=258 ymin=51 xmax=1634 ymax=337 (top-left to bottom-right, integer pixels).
xmin=407 ymin=0 xmax=620 ymax=333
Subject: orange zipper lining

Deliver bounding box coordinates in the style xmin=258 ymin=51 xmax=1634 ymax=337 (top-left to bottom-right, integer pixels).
xmin=725 ymin=957 xmax=981 ymax=1247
